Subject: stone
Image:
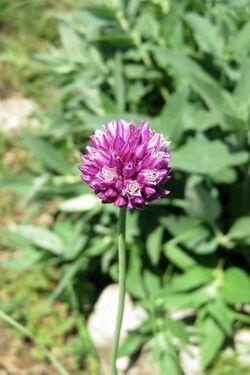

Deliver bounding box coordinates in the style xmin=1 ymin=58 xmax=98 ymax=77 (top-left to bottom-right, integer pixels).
xmin=235 ymin=329 xmax=250 ymax=367
xmin=0 ymin=97 xmax=39 ymax=135
xmin=87 ymin=284 xmax=152 ymax=374
xmin=87 ymin=284 xmax=147 ymax=348
xmin=180 ymin=344 xmax=204 ymax=375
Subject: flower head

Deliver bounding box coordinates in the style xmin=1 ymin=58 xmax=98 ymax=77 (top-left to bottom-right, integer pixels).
xmin=79 ymin=120 xmax=171 ymax=209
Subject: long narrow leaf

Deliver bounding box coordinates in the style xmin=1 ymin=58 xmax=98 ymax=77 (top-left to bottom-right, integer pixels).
xmin=21 ymin=130 xmax=72 ymax=174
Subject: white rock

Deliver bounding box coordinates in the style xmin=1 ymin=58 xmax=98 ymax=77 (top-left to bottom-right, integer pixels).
xmin=0 ymin=97 xmax=37 ymax=134
xmin=243 ymin=305 xmax=250 ymax=314
xmin=87 ymin=284 xmax=147 ymax=348
xmin=180 ymin=345 xmax=204 ymax=375
xmin=116 ymin=356 xmax=130 ymax=372
xmin=87 ymin=284 xmax=148 ymax=374
xmin=170 ymin=308 xmax=194 ymax=320
xmin=235 ymin=329 xmax=250 ymax=366
xmin=235 ymin=329 xmax=250 ymax=348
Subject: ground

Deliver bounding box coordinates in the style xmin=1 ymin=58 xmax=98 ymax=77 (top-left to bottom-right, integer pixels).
xmin=0 ymin=326 xmax=56 ymax=375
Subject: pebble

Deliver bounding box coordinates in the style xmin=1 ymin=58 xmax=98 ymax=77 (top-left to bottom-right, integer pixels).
xmin=0 ymin=97 xmax=39 ymax=135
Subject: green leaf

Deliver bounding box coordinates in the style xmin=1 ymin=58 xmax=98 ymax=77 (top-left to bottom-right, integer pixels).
xmin=2 ymin=229 xmax=33 ymax=250
xmin=136 ymin=12 xmax=160 ymax=40
xmin=181 ymin=227 xmax=210 ymax=253
xmin=65 ymin=79 xmax=104 ymax=116
xmin=208 ymin=297 xmax=233 ymax=336
xmin=25 ymin=174 xmax=51 ymax=201
xmin=65 ymin=236 xmax=88 ymax=260
xmin=190 ymin=75 xmax=234 ymax=115
xmin=143 ymin=269 xmax=161 ymax=294
xmin=164 ymin=244 xmax=196 ymax=270
xmin=221 ymin=268 xmax=250 ymax=304
xmin=0 ymin=175 xmax=34 ymax=194
xmin=78 ymin=5 xmax=117 ymax=20
xmin=161 ymin=215 xmax=201 ymax=237
xmin=228 ymin=217 xmax=250 ymax=241
xmin=59 ymin=23 xmax=85 ymax=64
xmin=172 ymin=136 xmax=249 ymax=175
xmin=200 ymin=317 xmax=225 ymax=368
xmin=96 ymin=33 xmax=133 ymax=47
xmin=154 ymin=89 xmax=187 ymax=143
xmin=125 ymin=64 xmax=162 ymax=81
xmin=2 ymin=250 xmax=43 ymax=273
xmin=211 ymin=168 xmax=237 ymax=184
xmin=185 ymin=13 xmax=219 ymax=54
xmin=126 ymin=245 xmax=146 ymax=299
xmin=113 ymin=52 xmax=125 ymax=112
xmin=48 ymin=257 xmax=88 ymax=302
xmin=152 ymin=48 xmax=204 ymax=79
xmin=118 ymin=333 xmax=148 ymax=358
xmin=85 ymin=236 xmax=112 ymax=257
xmin=159 ymin=352 xmax=182 ymax=375
xmin=170 ymin=267 xmax=213 ymax=292
xmin=127 ymin=81 xmax=152 ymax=103
xmin=21 ymin=130 xmax=72 ymax=175
xmin=146 ymin=226 xmax=164 ymax=265
xmin=223 ymin=114 xmax=247 ymax=134
xmin=53 ymin=221 xmax=74 ymax=244
xmin=152 ymin=48 xmax=234 ymax=115
xmin=185 ymin=181 xmax=221 ymax=223
xmin=235 ymin=20 xmax=250 ymax=57
xmin=165 ymin=316 xmax=189 ymax=342
xmin=162 ymin=288 xmax=210 ymax=309
xmin=126 ymin=211 xmax=140 ymax=243
xmin=163 ymin=220 xmax=212 ymax=254
xmin=185 ymin=108 xmax=219 ymax=132
xmin=189 ymin=237 xmax=218 ymax=255
xmin=228 ymin=0 xmax=250 ymax=6
xmin=15 ymin=225 xmax=64 ymax=255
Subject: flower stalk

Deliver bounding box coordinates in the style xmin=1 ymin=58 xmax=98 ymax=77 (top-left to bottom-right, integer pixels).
xmin=79 ymin=119 xmax=171 ymax=372
xmin=111 ymin=208 xmax=127 ymax=375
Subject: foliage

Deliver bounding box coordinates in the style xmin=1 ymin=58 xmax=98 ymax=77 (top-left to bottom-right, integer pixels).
xmin=1 ymin=0 xmax=250 ymax=373
xmin=0 ymin=254 xmax=99 ymax=374
xmin=0 ymin=0 xmax=82 ymax=101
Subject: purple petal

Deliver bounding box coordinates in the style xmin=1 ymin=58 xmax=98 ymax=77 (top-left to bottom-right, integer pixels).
xmin=80 ymin=119 xmax=171 ymax=209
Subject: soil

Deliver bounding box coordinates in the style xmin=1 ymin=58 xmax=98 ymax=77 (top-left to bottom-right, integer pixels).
xmin=0 ymin=326 xmax=56 ymax=375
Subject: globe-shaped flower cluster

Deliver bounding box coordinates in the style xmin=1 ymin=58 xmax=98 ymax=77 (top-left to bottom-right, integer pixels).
xmin=79 ymin=120 xmax=171 ymax=209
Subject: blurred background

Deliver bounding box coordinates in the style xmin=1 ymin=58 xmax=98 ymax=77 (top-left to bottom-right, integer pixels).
xmin=0 ymin=0 xmax=250 ymax=374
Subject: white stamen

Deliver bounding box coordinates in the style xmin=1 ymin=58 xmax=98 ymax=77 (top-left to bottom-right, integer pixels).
xmin=154 ymin=151 xmax=165 ymax=158
xmin=101 ymin=166 xmax=117 ymax=182
xmin=146 ymin=170 xmax=157 ymax=183
xmin=89 ymin=150 xmax=100 ymax=160
xmin=126 ymin=181 xmax=141 ymax=196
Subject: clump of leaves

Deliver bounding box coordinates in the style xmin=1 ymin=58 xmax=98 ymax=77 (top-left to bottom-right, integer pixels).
xmin=0 ymin=0 xmax=83 ymax=100
xmin=1 ymin=0 xmax=250 ymax=374
xmin=0 ymin=261 xmax=99 ymax=374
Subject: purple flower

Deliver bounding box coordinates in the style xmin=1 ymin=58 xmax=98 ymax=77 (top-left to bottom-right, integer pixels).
xmin=79 ymin=120 xmax=171 ymax=209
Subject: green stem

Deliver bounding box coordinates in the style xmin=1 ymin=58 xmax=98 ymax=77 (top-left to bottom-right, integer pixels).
xmin=111 ymin=208 xmax=127 ymax=375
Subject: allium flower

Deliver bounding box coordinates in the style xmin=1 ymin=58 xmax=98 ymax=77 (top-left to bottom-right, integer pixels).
xmin=79 ymin=120 xmax=171 ymax=209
